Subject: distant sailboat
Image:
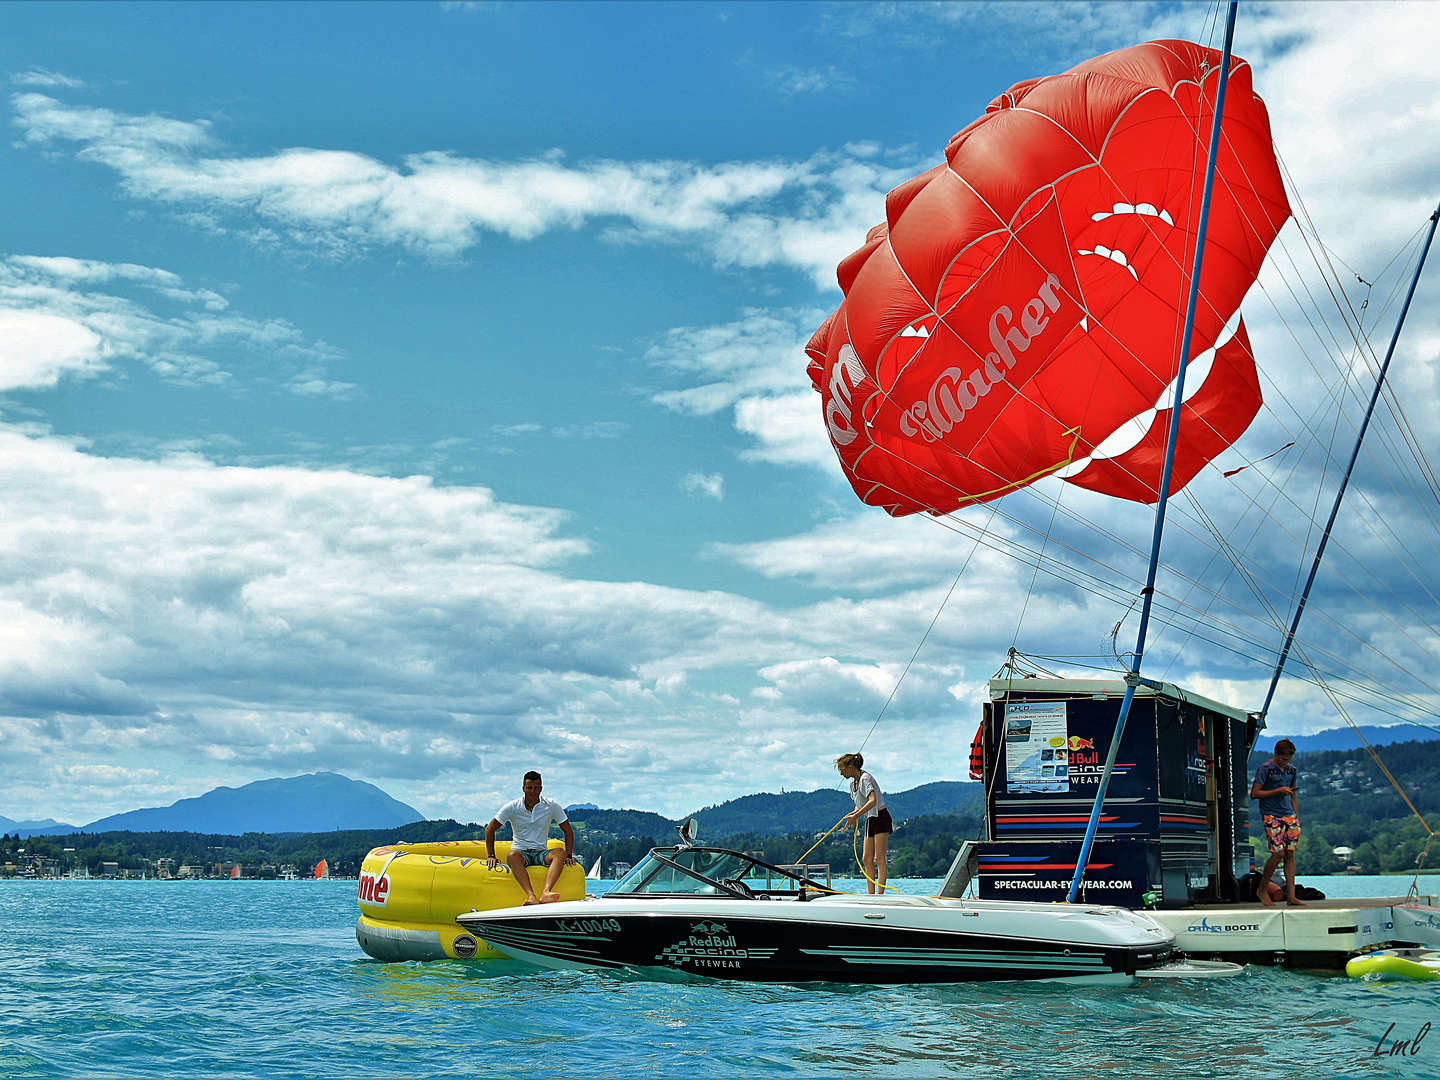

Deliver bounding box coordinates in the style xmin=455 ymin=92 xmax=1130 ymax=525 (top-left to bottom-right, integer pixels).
xmin=587 ymin=856 xmax=601 ymax=879
xmin=230 ymin=864 xmax=240 ymax=880
xmin=314 ymin=859 xmax=329 ymax=879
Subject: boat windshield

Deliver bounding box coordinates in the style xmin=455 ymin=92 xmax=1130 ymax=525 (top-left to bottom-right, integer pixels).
xmin=609 ymin=847 xmax=804 ymax=897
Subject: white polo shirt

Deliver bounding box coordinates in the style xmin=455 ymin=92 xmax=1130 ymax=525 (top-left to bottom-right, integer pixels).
xmin=494 ymin=796 xmax=568 ymax=850
xmin=851 ymin=771 xmax=885 ymax=819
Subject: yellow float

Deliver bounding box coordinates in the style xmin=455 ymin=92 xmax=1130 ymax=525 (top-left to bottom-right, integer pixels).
xmin=355 ymin=839 xmax=586 ymax=961
xmin=1346 ymin=948 xmax=1440 ymax=982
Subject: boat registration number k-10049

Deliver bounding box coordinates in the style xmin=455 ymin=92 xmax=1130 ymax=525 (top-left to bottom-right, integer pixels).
xmin=554 ymin=918 xmax=622 ymax=934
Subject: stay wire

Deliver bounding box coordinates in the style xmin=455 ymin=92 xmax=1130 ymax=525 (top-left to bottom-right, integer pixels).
xmin=855 ymin=503 xmax=998 ymax=756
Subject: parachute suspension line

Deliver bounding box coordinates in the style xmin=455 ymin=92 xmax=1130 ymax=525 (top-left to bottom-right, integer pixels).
xmin=1177 ymin=146 xmax=1440 ymax=683
xmin=853 ymin=335 xmax=1440 ymax=699
xmin=1149 ymin=486 xmax=1291 ymax=684
xmin=1068 ymin=0 xmax=1240 ymax=905
xmin=908 ymin=473 xmax=1341 ymax=685
xmin=855 ymin=504 xmax=998 ymax=756
xmin=916 ymin=476 xmax=1440 ymax=718
xmin=1252 ymin=206 xmax=1440 ymax=718
xmin=1282 ymin=634 xmax=1438 ymax=882
xmin=945 ymin=428 xmax=1083 ymax=509
xmin=1197 ymin=0 xmax=1225 ymax=51
xmin=1261 ymin=160 xmax=1440 ymax=558
xmin=1011 ymin=463 xmax=1074 ymax=650
xmin=1258 ymin=197 xmax=1440 ymax=722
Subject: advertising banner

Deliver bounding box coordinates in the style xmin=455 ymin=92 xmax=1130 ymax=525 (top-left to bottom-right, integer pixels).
xmin=1004 ymin=700 xmax=1068 ymax=793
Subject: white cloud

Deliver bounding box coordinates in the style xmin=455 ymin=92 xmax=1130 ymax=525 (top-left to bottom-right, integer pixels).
xmin=0 ymin=254 xmax=351 ymax=396
xmin=681 ymin=472 xmax=724 ymax=500
xmin=0 ymin=423 xmax=1020 ymax=821
xmin=769 ymin=65 xmax=856 ymax=97
xmin=10 ymin=69 xmax=85 ymax=89
xmin=646 ymin=308 xmax=839 ymax=469
xmin=0 ymin=309 xmax=104 ymax=391
xmin=10 ymin=92 xmax=914 ymax=284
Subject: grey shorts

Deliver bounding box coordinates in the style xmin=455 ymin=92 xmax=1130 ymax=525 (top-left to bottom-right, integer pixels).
xmin=515 ymin=848 xmax=554 ymax=867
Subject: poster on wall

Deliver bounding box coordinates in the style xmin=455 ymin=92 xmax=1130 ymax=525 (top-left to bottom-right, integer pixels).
xmin=1004 ymin=701 xmax=1069 ymax=793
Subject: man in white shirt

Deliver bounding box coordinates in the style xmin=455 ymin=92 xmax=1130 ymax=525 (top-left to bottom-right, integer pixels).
xmin=485 ymin=771 xmax=577 ymax=904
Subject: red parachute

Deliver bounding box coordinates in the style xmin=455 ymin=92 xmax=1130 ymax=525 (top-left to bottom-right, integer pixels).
xmin=806 ymin=41 xmax=1290 ymax=515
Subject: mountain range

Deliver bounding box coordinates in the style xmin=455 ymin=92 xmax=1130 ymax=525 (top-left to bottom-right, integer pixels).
xmin=1253 ymin=723 xmax=1440 ymax=753
xmin=5 ymin=722 xmax=1433 ymax=839
xmin=0 ymin=772 xmax=424 ymax=838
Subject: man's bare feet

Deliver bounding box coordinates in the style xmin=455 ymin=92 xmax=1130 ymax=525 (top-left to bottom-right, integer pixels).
xmin=1287 ymin=897 xmax=1308 ymax=906
xmin=1259 ymin=892 xmax=1275 ymax=906
xmin=540 ymin=891 xmax=561 ymax=903
xmin=522 ymin=895 xmax=542 ymax=906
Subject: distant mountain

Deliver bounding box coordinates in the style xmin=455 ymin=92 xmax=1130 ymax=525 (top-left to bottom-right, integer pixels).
xmin=565 ymin=802 xmax=600 ymax=811
xmin=0 ymin=814 xmax=79 ymax=838
xmin=1254 ymin=724 xmax=1440 ymax=754
xmin=77 ymin=773 xmax=424 ymax=834
xmin=686 ymin=780 xmax=981 ymax=839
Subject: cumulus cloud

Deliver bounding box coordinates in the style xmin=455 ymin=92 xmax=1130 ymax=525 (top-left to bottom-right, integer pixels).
xmin=6 ymin=1 xmax=1437 ymax=825
xmin=0 ymin=309 xmax=104 ymax=391
xmin=10 ymin=91 xmax=915 ymax=283
xmin=0 ymin=424 xmax=1038 ymax=821
xmin=10 ymin=69 xmax=85 ymax=89
xmin=681 ymin=472 xmax=724 ymax=500
xmin=0 ymin=253 xmax=354 ymax=396
xmin=645 ymin=307 xmax=840 ymax=471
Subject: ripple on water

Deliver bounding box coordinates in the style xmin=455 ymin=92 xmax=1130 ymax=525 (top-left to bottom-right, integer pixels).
xmin=3 ymin=879 xmax=1439 ymax=1079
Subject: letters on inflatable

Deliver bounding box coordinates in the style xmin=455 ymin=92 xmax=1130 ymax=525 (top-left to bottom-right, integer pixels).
xmin=807 ymin=40 xmax=1290 ymax=515
xmin=355 ymin=839 xmax=586 ymax=961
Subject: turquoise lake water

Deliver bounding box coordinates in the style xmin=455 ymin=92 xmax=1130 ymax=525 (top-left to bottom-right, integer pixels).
xmin=2 ymin=875 xmax=1437 ymax=1079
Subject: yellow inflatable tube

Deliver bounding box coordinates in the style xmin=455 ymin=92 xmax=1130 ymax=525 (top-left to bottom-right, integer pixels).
xmin=355 ymin=839 xmax=586 ymax=962
xmin=1346 ymin=948 xmax=1440 ymax=982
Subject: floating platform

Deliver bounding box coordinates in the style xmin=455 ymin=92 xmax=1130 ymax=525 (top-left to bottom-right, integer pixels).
xmin=1147 ymin=896 xmax=1440 ymax=969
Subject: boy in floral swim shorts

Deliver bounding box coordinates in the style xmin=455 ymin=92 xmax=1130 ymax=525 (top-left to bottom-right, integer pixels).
xmin=1250 ymin=739 xmax=1306 ymax=907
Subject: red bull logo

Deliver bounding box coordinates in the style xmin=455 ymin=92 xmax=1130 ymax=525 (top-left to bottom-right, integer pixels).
xmin=1068 ymin=735 xmax=1095 ymax=751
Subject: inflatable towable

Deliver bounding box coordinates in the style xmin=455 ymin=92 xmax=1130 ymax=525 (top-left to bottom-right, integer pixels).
xmin=1347 ymin=948 xmax=1440 ymax=982
xmin=355 ymin=840 xmax=586 ymax=961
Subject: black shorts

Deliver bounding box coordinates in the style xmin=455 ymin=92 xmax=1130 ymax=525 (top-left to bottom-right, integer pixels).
xmin=867 ymin=808 xmax=893 ymax=837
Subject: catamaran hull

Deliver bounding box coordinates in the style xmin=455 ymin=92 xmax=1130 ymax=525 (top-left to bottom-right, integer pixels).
xmin=460 ymin=900 xmax=1178 ymax=984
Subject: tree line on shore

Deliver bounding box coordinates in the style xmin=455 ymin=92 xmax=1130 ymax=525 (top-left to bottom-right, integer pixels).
xmin=6 ymin=739 xmax=1439 ymax=879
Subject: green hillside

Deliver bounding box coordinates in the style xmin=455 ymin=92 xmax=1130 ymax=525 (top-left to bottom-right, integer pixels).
xmin=2 ymin=782 xmax=989 ymax=879
xmin=1247 ymin=739 xmax=1440 ymax=876
xmin=12 ymin=741 xmax=1433 ymax=882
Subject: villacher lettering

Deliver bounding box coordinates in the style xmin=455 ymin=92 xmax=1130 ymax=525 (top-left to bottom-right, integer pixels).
xmin=900 ymin=272 xmax=1065 ymax=441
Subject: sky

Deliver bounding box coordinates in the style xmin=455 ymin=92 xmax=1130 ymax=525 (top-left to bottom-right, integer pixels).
xmin=3 ymin=1 xmax=1439 ymax=825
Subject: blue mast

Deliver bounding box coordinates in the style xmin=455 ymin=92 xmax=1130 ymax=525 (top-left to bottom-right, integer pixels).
xmin=1066 ymin=0 xmax=1240 ymax=903
xmin=1256 ymin=198 xmax=1440 ymax=722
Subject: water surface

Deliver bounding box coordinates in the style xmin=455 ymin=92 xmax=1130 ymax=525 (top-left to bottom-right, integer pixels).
xmin=1 ymin=876 xmax=1435 ymax=1078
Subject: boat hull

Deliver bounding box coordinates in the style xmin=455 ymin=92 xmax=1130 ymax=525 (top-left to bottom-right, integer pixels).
xmin=459 ymin=895 xmax=1178 ymax=984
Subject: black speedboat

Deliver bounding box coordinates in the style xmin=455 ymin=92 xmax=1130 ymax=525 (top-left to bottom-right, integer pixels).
xmin=458 ymin=834 xmax=1236 ymax=984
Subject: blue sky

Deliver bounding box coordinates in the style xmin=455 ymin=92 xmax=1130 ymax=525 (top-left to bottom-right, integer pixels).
xmin=3 ymin=1 xmax=1439 ymax=824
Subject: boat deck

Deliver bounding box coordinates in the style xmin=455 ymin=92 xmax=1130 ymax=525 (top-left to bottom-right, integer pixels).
xmin=1189 ymin=895 xmax=1412 ymax=911
xmin=1146 ymin=895 xmax=1439 ymax=969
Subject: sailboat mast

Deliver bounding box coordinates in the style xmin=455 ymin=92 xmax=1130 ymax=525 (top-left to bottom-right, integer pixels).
xmin=1257 ymin=198 xmax=1440 ymax=722
xmin=1066 ymin=0 xmax=1241 ymax=904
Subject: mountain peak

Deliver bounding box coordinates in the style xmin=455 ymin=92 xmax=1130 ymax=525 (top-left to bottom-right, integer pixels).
xmin=77 ymin=773 xmax=424 ymax=835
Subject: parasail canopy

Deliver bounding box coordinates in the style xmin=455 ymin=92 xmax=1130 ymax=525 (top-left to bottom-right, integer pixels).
xmin=806 ymin=40 xmax=1290 ymax=516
